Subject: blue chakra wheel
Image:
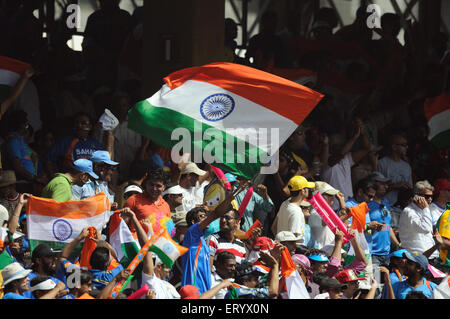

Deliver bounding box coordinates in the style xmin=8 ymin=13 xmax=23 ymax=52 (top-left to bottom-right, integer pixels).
xmin=52 ymin=219 xmax=73 ymax=241
xmin=200 ymin=93 xmax=235 ymax=122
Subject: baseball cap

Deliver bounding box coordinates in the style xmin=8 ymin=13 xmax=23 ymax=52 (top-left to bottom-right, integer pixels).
xmin=181 ymin=163 xmax=206 ymax=176
xmin=335 ymin=269 xmax=364 ymax=283
xmin=308 ymin=253 xmax=329 ymax=262
xmin=320 ymin=277 xmax=347 ymax=290
xmin=434 ymin=178 xmax=450 ymax=195
xmin=235 ymin=260 xmax=264 ymax=279
xmin=300 ymin=200 xmax=311 ymax=207
xmin=287 ymin=176 xmax=315 ymax=191
xmin=252 ymin=237 xmax=275 ymax=251
xmin=225 ymin=173 xmax=237 ymax=183
xmin=90 ymin=150 xmax=119 ymax=166
xmin=315 ymin=181 xmax=339 ymax=195
xmin=162 ymin=185 xmax=184 ymax=196
xmin=32 ymin=243 xmax=62 ymax=263
xmin=73 ymin=159 xmax=99 ymax=179
xmin=172 ymin=210 xmax=188 ymax=227
xmin=124 ymin=184 xmax=143 ymax=195
xmin=403 ymin=251 xmax=429 ymax=270
xmin=275 ymin=231 xmax=302 ymax=242
xmin=389 ymin=249 xmax=407 ymax=258
xmin=369 ymin=172 xmax=391 ymax=183
xmin=179 ymin=285 xmax=200 ymax=299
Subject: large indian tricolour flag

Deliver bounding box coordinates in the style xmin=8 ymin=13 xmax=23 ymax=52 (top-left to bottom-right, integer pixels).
xmin=424 ymin=92 xmax=450 ymax=149
xmin=27 ymin=193 xmax=111 ymax=252
xmin=128 ymin=62 xmax=323 ymax=179
xmin=0 ymin=56 xmax=29 ymax=101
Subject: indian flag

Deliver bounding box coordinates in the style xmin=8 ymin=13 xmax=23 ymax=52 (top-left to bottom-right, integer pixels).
xmin=109 ymin=211 xmax=141 ymax=268
xmin=0 ymin=56 xmax=29 ymax=101
xmin=280 ymin=247 xmax=310 ymax=299
xmin=149 ymin=228 xmax=188 ymax=269
xmin=128 ymin=62 xmax=323 ymax=179
xmin=26 ymin=193 xmax=111 ymax=252
xmin=424 ymin=92 xmax=450 ymax=149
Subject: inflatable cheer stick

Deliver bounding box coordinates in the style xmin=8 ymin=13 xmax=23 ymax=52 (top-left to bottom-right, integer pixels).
xmin=314 ymin=192 xmax=354 ymax=243
xmin=308 ymin=195 xmax=339 ymax=237
xmin=209 ymin=164 xmax=232 ymax=191
xmin=127 ymin=283 xmax=150 ymax=299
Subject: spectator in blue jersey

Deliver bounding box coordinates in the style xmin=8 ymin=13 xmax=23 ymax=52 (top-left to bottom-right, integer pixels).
xmin=43 ymin=112 xmax=104 ymax=176
xmin=29 ymin=275 xmax=68 ymax=299
xmin=392 ymin=251 xmax=437 ymax=299
xmin=0 ymin=262 xmax=32 ymax=299
xmin=181 ymin=185 xmax=245 ymax=294
xmin=72 ymin=150 xmax=118 ymax=207
xmin=381 ymin=249 xmax=407 ymax=298
xmin=5 ymin=110 xmax=47 ymax=188
xmin=366 ymin=172 xmax=401 ymax=287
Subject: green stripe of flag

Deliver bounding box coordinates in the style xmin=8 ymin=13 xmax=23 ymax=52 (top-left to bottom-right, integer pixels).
xmin=119 ymin=242 xmax=140 ymax=268
xmin=128 ymin=100 xmax=269 ymax=179
xmin=149 ymin=245 xmax=174 ymax=269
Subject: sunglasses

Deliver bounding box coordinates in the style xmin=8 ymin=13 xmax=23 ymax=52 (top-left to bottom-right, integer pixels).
xmin=416 ymin=193 xmax=433 ymax=200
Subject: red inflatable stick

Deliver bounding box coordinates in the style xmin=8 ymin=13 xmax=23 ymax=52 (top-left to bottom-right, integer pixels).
xmin=308 ymin=192 xmax=354 ymax=244
xmin=238 ymin=186 xmax=253 ymax=219
xmin=209 ymin=164 xmax=231 ymax=191
xmin=127 ymin=283 xmax=150 ymax=299
xmin=245 ymin=219 xmax=261 ymax=239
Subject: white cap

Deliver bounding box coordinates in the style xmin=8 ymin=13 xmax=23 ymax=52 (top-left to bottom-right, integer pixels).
xmin=124 ymin=185 xmax=143 ymax=195
xmin=181 ymin=163 xmax=206 ymax=176
xmin=30 ymin=278 xmax=56 ymax=292
xmin=315 ymin=181 xmax=340 ymax=195
xmin=275 ymin=231 xmax=302 ymax=242
xmin=162 ymin=185 xmax=184 ymax=196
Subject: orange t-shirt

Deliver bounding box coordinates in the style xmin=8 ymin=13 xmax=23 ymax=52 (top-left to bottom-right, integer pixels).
xmin=124 ymin=193 xmax=171 ymax=234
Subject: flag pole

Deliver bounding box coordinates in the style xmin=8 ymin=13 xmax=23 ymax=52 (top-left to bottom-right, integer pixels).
xmin=108 ymin=228 xmax=164 ymax=299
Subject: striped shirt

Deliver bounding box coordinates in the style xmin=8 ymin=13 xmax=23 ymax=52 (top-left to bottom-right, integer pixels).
xmin=207 ymin=233 xmax=247 ymax=264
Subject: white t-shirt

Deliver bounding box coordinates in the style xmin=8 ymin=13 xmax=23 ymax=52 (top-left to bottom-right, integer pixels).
xmin=321 ymin=152 xmax=355 ymax=201
xmin=378 ymin=156 xmax=412 ymax=206
xmin=276 ymin=198 xmax=305 ymax=241
xmin=141 ymin=272 xmax=180 ymax=299
xmin=308 ymin=208 xmax=335 ymax=249
xmin=181 ymin=184 xmax=204 ymax=212
xmin=210 ymin=270 xmax=234 ymax=299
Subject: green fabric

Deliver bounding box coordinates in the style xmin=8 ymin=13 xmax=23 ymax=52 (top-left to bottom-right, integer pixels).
xmin=41 ymin=173 xmax=73 ymax=201
xmin=128 ymin=100 xmax=268 ymax=180
xmin=0 ymin=250 xmax=14 ymax=270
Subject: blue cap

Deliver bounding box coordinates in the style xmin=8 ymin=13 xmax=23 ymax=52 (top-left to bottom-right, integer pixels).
xmin=389 ymin=249 xmax=407 ymax=258
xmin=225 ymin=173 xmax=237 ymax=183
xmin=19 ymin=214 xmax=27 ymax=223
xmin=90 ymin=151 xmax=119 ymax=166
xmin=73 ymin=159 xmax=99 ymax=179
xmin=308 ymin=254 xmax=329 ymax=262
xmin=403 ymin=251 xmax=429 ymax=270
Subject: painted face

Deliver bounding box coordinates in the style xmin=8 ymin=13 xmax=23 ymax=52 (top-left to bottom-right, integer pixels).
xmin=204 ymin=182 xmax=226 ymax=210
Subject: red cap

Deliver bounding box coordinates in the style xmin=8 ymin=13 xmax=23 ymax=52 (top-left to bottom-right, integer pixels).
xmin=434 ymin=179 xmax=450 ymax=195
xmin=179 ymin=285 xmax=200 ymax=299
xmin=252 ymin=237 xmax=274 ymax=251
xmin=335 ymin=269 xmax=364 ymax=283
